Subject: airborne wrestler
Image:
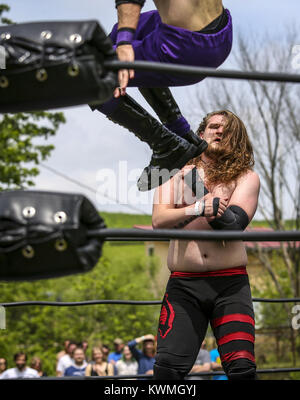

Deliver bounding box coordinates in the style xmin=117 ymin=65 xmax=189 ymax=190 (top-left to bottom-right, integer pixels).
xmin=152 ymin=110 xmax=260 ymax=380
xmin=91 ymin=0 xmax=233 ymax=191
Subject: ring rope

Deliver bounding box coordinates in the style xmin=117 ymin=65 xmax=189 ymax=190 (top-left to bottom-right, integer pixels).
xmin=87 ymin=228 xmax=300 ymax=242
xmin=1 ymin=297 xmax=299 ymax=308
xmin=104 ymin=60 xmax=300 ymax=84
xmin=16 ymin=367 xmax=300 ymax=380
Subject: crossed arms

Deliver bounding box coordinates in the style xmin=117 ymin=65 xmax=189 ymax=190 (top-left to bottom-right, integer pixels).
xmin=152 ymin=166 xmax=260 ymax=231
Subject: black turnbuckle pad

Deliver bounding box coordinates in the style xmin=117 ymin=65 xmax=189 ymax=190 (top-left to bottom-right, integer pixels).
xmin=0 ymin=20 xmax=118 ymax=112
xmin=0 ymin=190 xmax=106 ymax=281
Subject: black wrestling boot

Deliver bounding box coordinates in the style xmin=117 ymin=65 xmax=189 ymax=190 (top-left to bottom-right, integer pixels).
xmin=139 ymin=87 xmax=207 ymax=148
xmin=97 ymin=94 xmax=207 ymax=191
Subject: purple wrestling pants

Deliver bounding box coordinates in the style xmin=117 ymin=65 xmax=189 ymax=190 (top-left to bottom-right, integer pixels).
xmin=109 ymin=9 xmax=233 ymax=87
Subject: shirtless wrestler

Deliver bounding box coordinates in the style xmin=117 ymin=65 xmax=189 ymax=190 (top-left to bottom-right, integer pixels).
xmin=91 ymin=0 xmax=232 ymax=191
xmin=151 ymin=110 xmax=261 ymax=380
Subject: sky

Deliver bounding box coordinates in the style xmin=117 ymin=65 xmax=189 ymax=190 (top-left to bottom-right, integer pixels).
xmin=2 ymin=0 xmax=300 ymax=216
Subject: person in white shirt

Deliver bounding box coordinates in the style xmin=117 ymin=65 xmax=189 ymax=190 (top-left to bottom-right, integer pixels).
xmin=115 ymin=345 xmax=138 ymax=379
xmin=0 ymin=352 xmax=39 ymax=379
xmin=56 ymin=341 xmax=77 ymax=377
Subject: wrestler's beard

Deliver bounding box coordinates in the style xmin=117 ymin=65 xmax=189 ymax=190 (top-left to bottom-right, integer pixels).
xmin=204 ymin=142 xmax=228 ymax=161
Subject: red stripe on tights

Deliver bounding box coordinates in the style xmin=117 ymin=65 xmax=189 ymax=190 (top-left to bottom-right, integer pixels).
xmin=218 ymin=331 xmax=255 ymax=346
xmin=221 ymin=350 xmax=255 ymax=364
xmin=212 ymin=313 xmax=255 ymax=328
xmin=170 ymin=267 xmax=247 ymax=278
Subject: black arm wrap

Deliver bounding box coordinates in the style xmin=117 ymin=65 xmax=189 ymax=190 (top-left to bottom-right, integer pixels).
xmin=184 ymin=167 xmax=209 ymax=199
xmin=209 ymin=205 xmax=249 ymax=231
xmin=115 ymin=0 xmax=145 ymax=8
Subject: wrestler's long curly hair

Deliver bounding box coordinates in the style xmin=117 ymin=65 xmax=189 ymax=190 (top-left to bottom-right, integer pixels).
xmin=188 ymin=110 xmax=254 ymax=185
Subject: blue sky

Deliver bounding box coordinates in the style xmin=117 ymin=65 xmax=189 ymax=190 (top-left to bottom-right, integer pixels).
xmin=2 ymin=0 xmax=300 ymax=215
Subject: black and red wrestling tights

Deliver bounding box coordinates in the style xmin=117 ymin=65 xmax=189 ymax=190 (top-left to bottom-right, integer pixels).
xmin=154 ymin=267 xmax=258 ymax=380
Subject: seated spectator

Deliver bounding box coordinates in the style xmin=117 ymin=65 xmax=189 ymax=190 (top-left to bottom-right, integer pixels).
xmin=30 ymin=356 xmax=47 ymax=377
xmin=210 ymin=346 xmax=228 ymax=380
xmin=85 ymin=347 xmax=114 ymax=377
xmin=127 ymin=334 xmax=156 ymax=377
xmin=101 ymin=345 xmax=110 ymax=362
xmin=0 ymin=357 xmax=7 ymax=376
xmin=0 ymin=352 xmax=39 ymax=379
xmin=108 ymin=338 xmax=124 ymax=365
xmin=56 ymin=341 xmax=77 ymax=377
xmin=186 ymin=340 xmax=211 ymax=380
xmin=115 ymin=345 xmax=138 ymax=379
xmin=64 ymin=348 xmax=87 ymax=377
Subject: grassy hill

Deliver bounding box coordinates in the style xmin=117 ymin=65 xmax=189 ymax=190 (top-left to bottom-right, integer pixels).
xmin=100 ymin=211 xmax=152 ymax=229
xmin=250 ymin=220 xmax=297 ymax=229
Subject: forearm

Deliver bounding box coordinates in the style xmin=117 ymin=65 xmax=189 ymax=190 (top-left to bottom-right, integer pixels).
xmin=127 ymin=339 xmax=142 ymax=360
xmin=191 ymin=364 xmax=211 ymax=373
xmin=152 ymin=203 xmax=201 ymax=230
xmin=85 ymin=364 xmax=92 ymax=376
xmin=135 ymin=335 xmax=146 ymax=344
xmin=107 ymin=363 xmax=114 ymax=376
xmin=132 ymin=334 xmax=154 ymax=344
xmin=117 ymin=3 xmax=142 ymax=30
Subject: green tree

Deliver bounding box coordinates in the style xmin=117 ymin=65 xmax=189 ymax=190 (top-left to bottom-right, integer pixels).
xmin=0 ymin=3 xmax=12 ymax=24
xmin=0 ymin=4 xmax=66 ymax=189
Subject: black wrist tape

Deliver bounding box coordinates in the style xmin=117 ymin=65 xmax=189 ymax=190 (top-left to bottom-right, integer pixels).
xmin=185 ymin=167 xmax=209 ymax=199
xmin=212 ymin=197 xmax=220 ymax=216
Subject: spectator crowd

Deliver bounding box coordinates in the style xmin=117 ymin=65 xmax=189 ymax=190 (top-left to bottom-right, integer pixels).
xmin=0 ymin=336 xmax=226 ymax=379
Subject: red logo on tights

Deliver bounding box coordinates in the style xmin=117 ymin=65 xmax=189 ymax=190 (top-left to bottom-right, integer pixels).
xmin=160 ymin=305 xmax=168 ymax=325
xmin=158 ymin=294 xmax=175 ymax=339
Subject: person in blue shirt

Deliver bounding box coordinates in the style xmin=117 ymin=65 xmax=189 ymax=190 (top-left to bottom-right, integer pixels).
xmin=127 ymin=334 xmax=156 ymax=378
xmin=108 ymin=338 xmax=125 ymax=364
xmin=64 ymin=348 xmax=87 ymax=377
xmin=210 ymin=347 xmax=228 ymax=380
